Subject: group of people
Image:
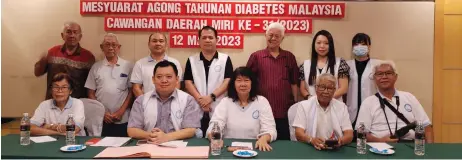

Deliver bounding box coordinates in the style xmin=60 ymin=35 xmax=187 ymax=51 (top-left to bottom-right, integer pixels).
xmin=28 ymin=21 xmax=433 ymax=151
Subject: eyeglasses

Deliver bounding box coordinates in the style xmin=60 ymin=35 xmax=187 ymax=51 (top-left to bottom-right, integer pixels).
xmin=316 ymin=85 xmax=335 ymax=92
xmin=374 ymin=71 xmax=396 ymax=78
xmin=64 ymin=30 xmax=81 ymax=36
xmin=267 ymin=34 xmax=282 ymax=40
xmin=102 ymin=43 xmax=120 ymax=48
xmin=51 ymin=86 xmax=70 ymax=92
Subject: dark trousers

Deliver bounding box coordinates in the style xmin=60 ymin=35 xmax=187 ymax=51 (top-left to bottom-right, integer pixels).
xmin=275 ymin=117 xmax=290 ymax=140
xmin=101 ymin=122 xmax=128 ymax=137
xmin=200 ymin=113 xmax=210 ymax=138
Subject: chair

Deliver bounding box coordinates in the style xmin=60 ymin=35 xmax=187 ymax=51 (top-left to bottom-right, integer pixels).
xmin=288 ymin=102 xmax=300 ymax=141
xmin=80 ymin=98 xmax=105 ymax=137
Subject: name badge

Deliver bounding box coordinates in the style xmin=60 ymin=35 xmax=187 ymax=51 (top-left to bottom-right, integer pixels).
xmin=120 ymin=73 xmax=128 ymax=77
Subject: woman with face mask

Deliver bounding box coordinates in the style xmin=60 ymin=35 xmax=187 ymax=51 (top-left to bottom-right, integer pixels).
xmin=299 ymin=30 xmax=350 ymax=102
xmin=346 ymin=33 xmax=382 ymax=128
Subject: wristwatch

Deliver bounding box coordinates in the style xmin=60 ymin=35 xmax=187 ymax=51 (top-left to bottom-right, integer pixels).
xmin=210 ymin=93 xmax=217 ymax=102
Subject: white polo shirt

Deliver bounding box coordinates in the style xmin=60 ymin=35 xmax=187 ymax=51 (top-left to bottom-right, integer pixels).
xmin=30 ymin=97 xmax=86 ymax=136
xmin=85 ymin=57 xmax=133 ymax=124
xmin=355 ymin=90 xmax=431 ymax=140
xmin=206 ymin=96 xmax=277 ymax=141
xmin=130 ymin=55 xmax=182 ymax=93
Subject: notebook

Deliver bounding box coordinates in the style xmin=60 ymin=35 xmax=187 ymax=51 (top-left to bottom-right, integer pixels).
xmin=94 ymin=144 xmax=209 ymax=159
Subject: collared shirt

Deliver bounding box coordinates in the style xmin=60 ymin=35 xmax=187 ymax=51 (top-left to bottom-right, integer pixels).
xmin=127 ymin=90 xmax=202 ymax=133
xmin=84 ymin=57 xmax=134 ymax=124
xmin=183 ymin=51 xmax=234 ymax=83
xmin=44 ymin=44 xmax=95 ymax=99
xmin=246 ymin=48 xmax=299 ymax=118
xmin=315 ymin=103 xmax=335 ymax=140
xmin=355 ymin=90 xmax=431 ymax=140
xmin=130 ymin=55 xmax=183 ymax=93
xmin=30 ymin=97 xmax=86 ymax=136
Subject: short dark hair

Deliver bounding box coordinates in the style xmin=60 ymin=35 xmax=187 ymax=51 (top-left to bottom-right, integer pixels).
xmin=50 ymin=72 xmax=74 ymax=91
xmin=153 ymin=60 xmax=178 ymax=76
xmin=148 ymin=32 xmax=167 ymax=42
xmin=227 ymin=67 xmax=258 ymax=102
xmin=198 ymin=26 xmax=218 ymax=38
xmin=352 ymin=33 xmax=371 ymax=46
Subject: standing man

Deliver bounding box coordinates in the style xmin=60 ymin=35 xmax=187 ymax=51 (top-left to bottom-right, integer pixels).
xmin=131 ymin=32 xmax=182 ymax=98
xmin=34 ymin=21 xmax=95 ymax=99
xmin=247 ymin=22 xmax=299 ymax=140
xmin=85 ymin=33 xmax=134 ymax=137
xmin=184 ymin=26 xmax=234 ymax=137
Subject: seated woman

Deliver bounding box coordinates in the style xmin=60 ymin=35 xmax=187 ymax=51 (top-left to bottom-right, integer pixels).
xmin=206 ymin=67 xmax=277 ymax=151
xmin=30 ymin=73 xmax=85 ymax=136
xmin=293 ymin=73 xmax=353 ymax=150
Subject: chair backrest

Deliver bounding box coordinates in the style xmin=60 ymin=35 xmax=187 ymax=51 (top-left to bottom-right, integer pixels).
xmin=288 ymin=102 xmax=300 ymax=141
xmin=80 ymin=98 xmax=105 ymax=137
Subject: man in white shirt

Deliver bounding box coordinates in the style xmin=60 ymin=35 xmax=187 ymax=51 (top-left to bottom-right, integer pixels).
xmin=85 ymin=33 xmax=133 ymax=137
xmin=184 ymin=26 xmax=234 ymax=137
xmin=131 ymin=33 xmax=182 ymax=97
xmin=355 ymin=61 xmax=433 ymax=143
xmin=293 ymin=73 xmax=353 ymax=150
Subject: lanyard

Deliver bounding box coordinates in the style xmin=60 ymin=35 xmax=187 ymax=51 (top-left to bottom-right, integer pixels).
xmin=382 ymin=96 xmax=400 ymax=136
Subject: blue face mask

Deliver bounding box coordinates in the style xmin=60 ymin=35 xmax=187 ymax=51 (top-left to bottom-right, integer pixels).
xmin=352 ymin=45 xmax=369 ymax=56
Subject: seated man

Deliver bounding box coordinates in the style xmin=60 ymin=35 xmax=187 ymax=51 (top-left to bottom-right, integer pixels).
xmin=293 ymin=73 xmax=353 ymax=150
xmin=30 ymin=73 xmax=86 ymax=136
xmin=355 ymin=61 xmax=433 ymax=143
xmin=127 ymin=61 xmax=202 ymax=144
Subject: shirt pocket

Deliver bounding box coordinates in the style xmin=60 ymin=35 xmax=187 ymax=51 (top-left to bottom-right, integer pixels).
xmin=116 ymin=73 xmax=130 ymax=91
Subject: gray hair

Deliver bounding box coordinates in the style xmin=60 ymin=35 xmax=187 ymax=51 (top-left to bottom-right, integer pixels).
xmin=265 ymin=22 xmax=285 ymax=37
xmin=315 ymin=73 xmax=337 ymax=86
xmin=101 ymin=33 xmax=119 ymax=44
xmin=373 ymin=60 xmax=398 ymax=74
xmin=62 ymin=21 xmax=82 ymax=33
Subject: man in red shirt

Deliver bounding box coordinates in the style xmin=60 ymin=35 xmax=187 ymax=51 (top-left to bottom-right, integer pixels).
xmin=34 ymin=22 xmax=95 ymax=99
xmin=246 ymin=22 xmax=299 ymax=140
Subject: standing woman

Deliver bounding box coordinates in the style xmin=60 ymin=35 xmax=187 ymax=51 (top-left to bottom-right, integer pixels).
xmin=346 ymin=33 xmax=381 ymax=127
xmin=299 ymin=30 xmax=350 ymax=102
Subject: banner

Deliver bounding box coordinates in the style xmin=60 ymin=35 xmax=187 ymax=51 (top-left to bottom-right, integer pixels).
xmin=105 ymin=17 xmax=312 ymax=33
xmin=81 ymin=1 xmax=345 ymax=18
xmin=170 ymin=33 xmax=243 ymax=49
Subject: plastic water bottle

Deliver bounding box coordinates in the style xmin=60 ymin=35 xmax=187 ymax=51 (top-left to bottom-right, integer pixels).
xmin=414 ymin=121 xmax=425 ymax=156
xmin=356 ymin=122 xmax=367 ymax=154
xmin=66 ymin=114 xmax=76 ymax=145
xmin=20 ymin=113 xmax=31 ymax=145
xmin=210 ymin=122 xmax=222 ymax=156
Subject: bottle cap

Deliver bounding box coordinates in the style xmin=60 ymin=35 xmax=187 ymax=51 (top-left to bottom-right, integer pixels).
xmin=23 ymin=113 xmax=29 ymax=117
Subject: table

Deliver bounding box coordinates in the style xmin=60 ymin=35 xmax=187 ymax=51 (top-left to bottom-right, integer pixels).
xmin=2 ymin=134 xmax=462 ymax=159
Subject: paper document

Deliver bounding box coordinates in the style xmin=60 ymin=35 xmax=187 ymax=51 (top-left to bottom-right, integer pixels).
xmin=159 ymin=140 xmax=188 ymax=148
xmin=231 ymin=142 xmax=253 ymax=150
xmin=95 ymin=145 xmax=209 ymax=158
xmin=91 ymin=137 xmax=132 ymax=147
xmin=30 ymin=136 xmax=57 ymax=143
xmin=367 ymin=142 xmax=393 ymax=150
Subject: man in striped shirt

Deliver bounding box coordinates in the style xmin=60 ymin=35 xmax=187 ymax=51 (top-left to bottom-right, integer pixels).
xmin=34 ymin=22 xmax=95 ymax=99
xmin=246 ymin=22 xmax=299 ymax=140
